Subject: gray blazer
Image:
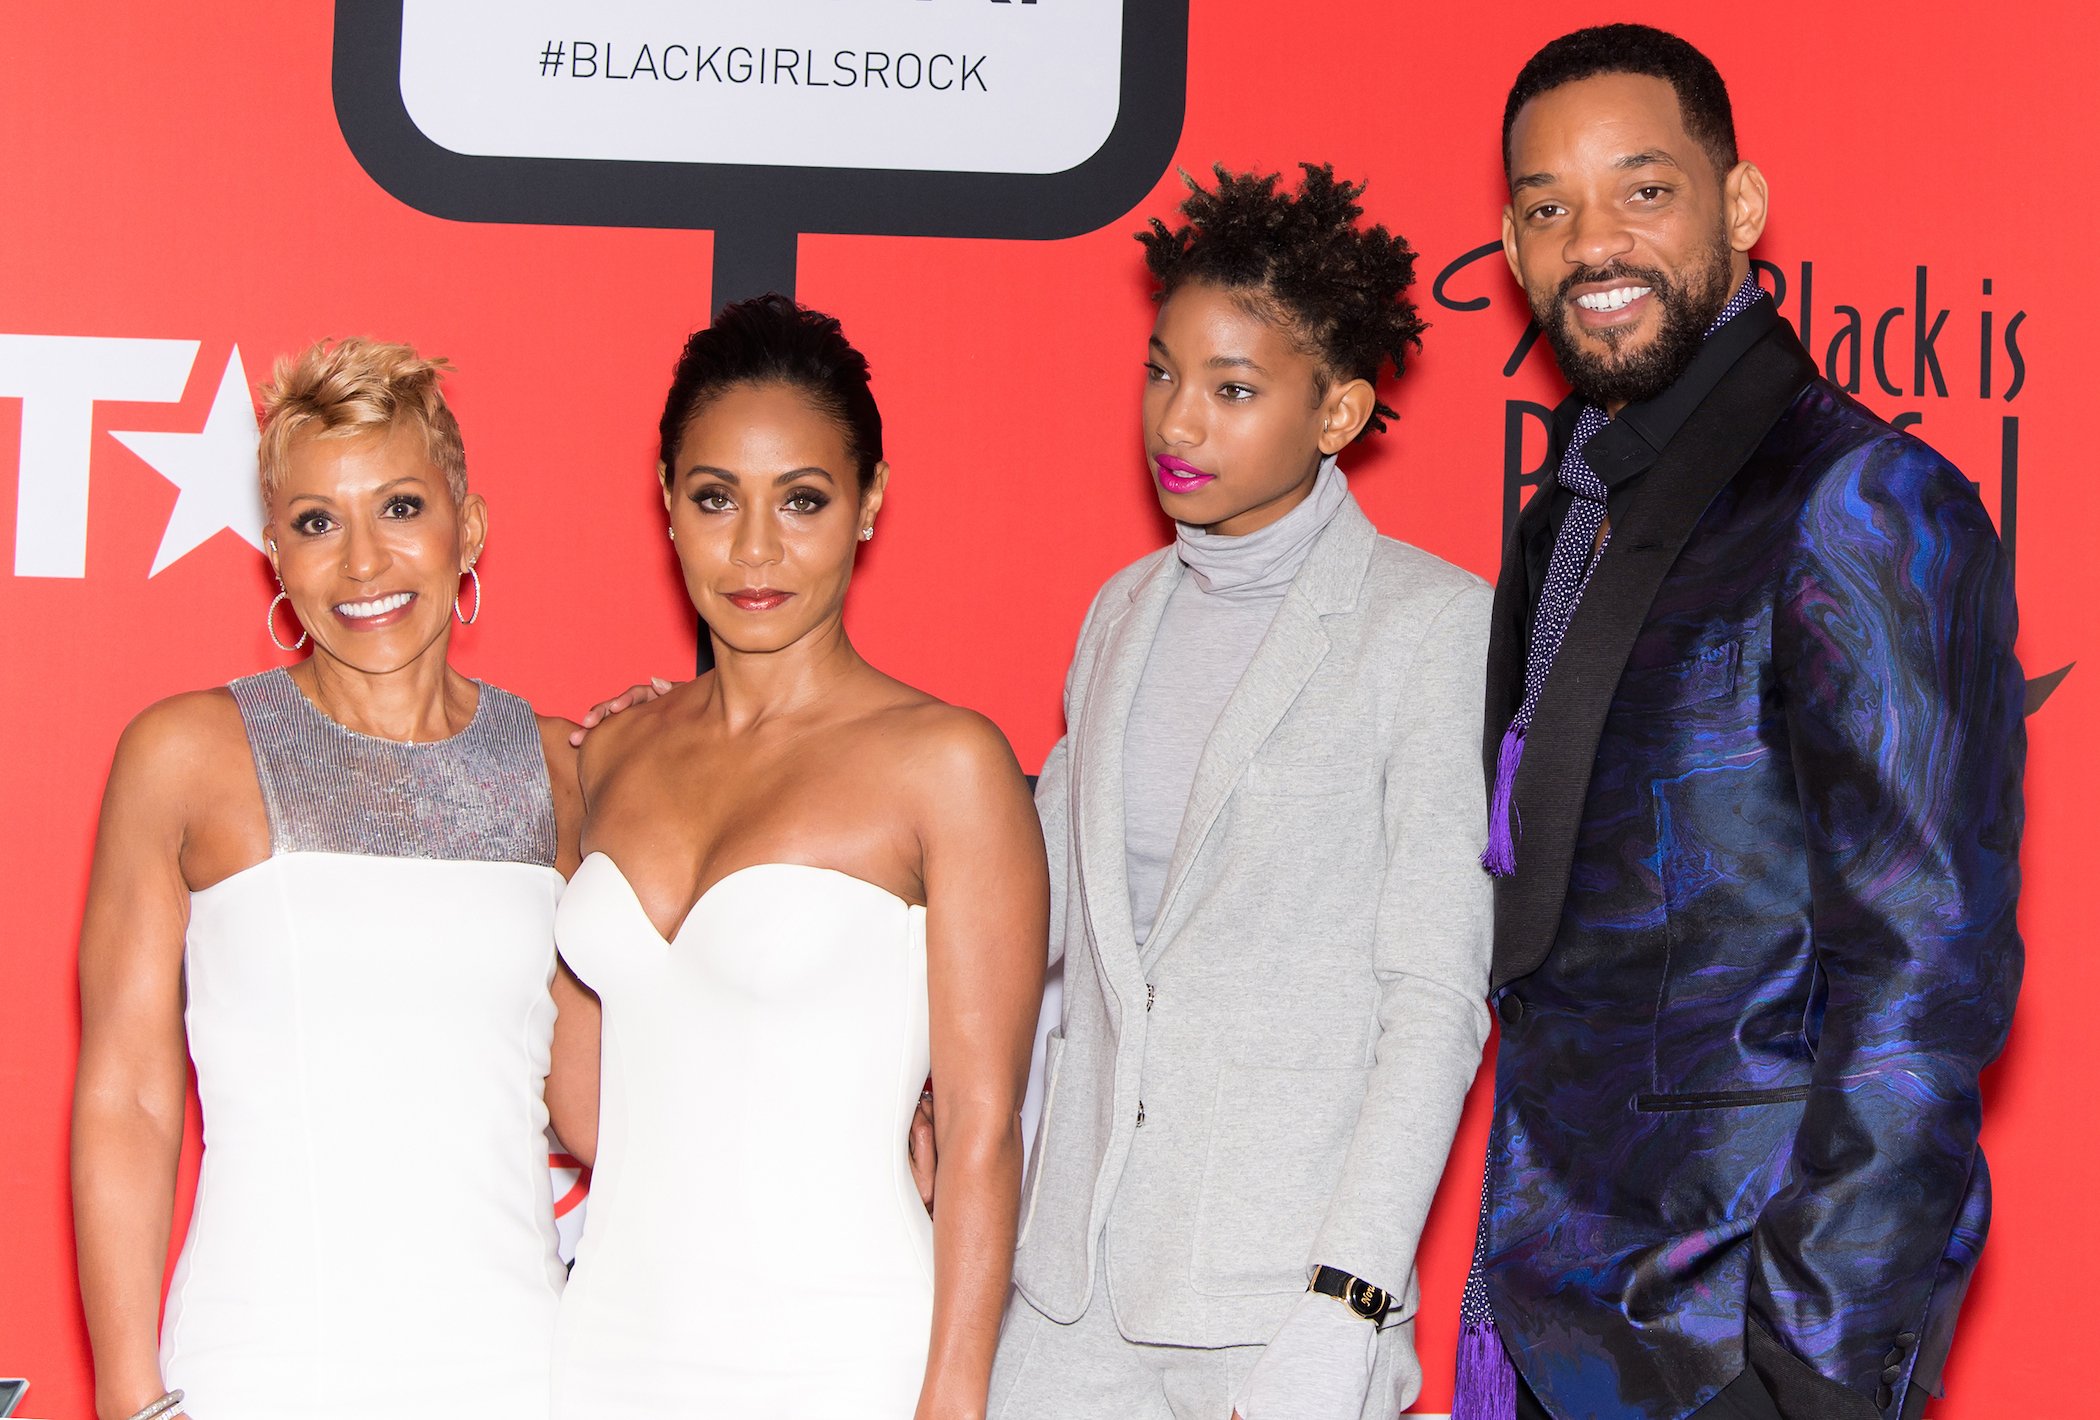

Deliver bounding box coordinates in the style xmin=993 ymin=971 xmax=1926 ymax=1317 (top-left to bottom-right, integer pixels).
xmin=1012 ymin=494 xmax=1494 ymax=1349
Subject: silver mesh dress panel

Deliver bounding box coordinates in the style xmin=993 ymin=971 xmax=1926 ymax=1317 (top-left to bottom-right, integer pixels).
xmin=228 ymin=668 xmax=557 ymax=868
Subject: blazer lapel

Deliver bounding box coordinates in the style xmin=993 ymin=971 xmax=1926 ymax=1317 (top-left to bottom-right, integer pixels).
xmin=1073 ymin=549 xmax=1178 ymax=1015
xmin=1143 ymin=500 xmax=1374 ymax=963
xmin=1492 ymin=323 xmax=1819 ymax=988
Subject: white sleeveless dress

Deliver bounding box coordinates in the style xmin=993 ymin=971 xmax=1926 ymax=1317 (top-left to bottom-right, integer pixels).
xmin=551 ymin=854 xmax=934 ymax=1418
xmin=160 ymin=670 xmax=567 ymax=1419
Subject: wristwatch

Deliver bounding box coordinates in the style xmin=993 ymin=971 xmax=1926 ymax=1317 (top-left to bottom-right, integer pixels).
xmin=1309 ymin=1264 xmax=1393 ymax=1324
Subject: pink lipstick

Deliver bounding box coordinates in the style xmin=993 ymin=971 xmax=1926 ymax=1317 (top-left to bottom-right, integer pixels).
xmin=1154 ymin=454 xmax=1215 ymax=495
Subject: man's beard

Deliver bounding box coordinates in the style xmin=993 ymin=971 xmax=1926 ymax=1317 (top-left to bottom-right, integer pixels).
xmin=1534 ymin=237 xmax=1735 ymax=408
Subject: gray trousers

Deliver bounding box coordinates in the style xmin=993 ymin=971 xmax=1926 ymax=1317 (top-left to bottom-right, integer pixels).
xmin=990 ymin=1286 xmax=1420 ymax=1420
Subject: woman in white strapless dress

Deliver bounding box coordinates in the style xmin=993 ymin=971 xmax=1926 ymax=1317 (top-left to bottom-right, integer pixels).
xmin=72 ymin=339 xmax=592 ymax=1420
xmin=550 ymin=295 xmax=1048 ymax=1419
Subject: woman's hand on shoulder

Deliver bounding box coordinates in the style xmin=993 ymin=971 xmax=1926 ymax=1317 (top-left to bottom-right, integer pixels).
xmin=567 ymin=675 xmax=678 ymax=746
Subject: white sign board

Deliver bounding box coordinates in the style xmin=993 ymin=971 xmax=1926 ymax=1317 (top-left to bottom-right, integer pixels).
xmin=398 ymin=0 xmax=1126 ymax=176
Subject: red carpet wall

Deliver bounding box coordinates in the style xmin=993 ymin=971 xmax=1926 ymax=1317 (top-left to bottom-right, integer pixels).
xmin=1 ymin=4 xmax=2088 ymax=1416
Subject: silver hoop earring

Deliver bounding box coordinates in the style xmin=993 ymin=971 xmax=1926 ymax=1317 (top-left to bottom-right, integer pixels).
xmin=267 ymin=589 xmax=307 ymax=652
xmin=455 ymin=565 xmax=482 ymax=625
xmin=858 ymin=526 xmax=874 ymax=542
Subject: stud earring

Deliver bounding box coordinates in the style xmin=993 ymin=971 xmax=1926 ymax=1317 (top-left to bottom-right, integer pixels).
xmin=858 ymin=526 xmax=874 ymax=542
xmin=668 ymin=526 xmax=677 ymax=541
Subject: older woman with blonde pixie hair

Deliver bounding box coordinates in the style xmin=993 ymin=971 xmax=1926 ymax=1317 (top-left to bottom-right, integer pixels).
xmin=71 ymin=337 xmax=593 ymax=1420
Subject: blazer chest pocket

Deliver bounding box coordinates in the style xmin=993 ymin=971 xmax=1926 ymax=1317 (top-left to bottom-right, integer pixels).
xmin=1242 ymin=756 xmax=1377 ymax=800
xmin=1616 ymin=639 xmax=1743 ymax=715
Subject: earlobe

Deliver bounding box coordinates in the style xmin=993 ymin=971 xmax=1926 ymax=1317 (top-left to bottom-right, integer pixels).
xmin=1501 ymin=208 xmax=1523 ymax=282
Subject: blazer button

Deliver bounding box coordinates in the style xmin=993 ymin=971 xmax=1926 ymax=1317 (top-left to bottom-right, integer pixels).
xmin=1875 ymin=1384 xmax=1893 ymax=1409
xmin=1895 ymin=1331 xmax=1917 ymax=1347
xmin=1882 ymin=1347 xmax=1904 ymax=1367
xmin=1498 ymin=993 xmax=1525 ymax=1026
xmin=1881 ymin=1364 xmax=1903 ymax=1384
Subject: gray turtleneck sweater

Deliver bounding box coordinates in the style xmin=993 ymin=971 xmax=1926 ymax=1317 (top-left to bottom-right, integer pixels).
xmin=1123 ymin=458 xmax=1350 ymax=945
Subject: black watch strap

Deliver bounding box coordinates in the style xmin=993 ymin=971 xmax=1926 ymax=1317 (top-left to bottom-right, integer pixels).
xmin=1308 ymin=1264 xmax=1392 ymax=1324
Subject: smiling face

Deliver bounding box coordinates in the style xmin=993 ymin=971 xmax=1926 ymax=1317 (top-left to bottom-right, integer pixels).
xmin=1142 ymin=281 xmax=1372 ymax=537
xmin=1502 ymin=71 xmax=1767 ymax=410
xmin=267 ymin=423 xmax=484 ymax=675
xmin=663 ymin=380 xmax=886 ymax=656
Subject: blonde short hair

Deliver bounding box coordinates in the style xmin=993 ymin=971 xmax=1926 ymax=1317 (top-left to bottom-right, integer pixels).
xmin=257 ymin=337 xmax=467 ymax=504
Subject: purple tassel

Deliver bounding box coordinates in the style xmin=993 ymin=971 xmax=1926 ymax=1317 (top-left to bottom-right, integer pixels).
xmin=1481 ymin=721 xmax=1525 ymax=877
xmin=1453 ymin=1317 xmax=1519 ymax=1420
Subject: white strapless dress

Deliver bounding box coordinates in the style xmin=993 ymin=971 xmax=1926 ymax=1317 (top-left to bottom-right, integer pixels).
xmin=551 ymin=854 xmax=934 ymax=1419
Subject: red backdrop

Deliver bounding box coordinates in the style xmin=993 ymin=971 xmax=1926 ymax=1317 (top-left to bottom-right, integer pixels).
xmin=1 ymin=4 xmax=2089 ymax=1416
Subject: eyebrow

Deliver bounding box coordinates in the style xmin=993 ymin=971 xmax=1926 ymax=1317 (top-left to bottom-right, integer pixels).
xmin=1616 ymin=148 xmax=1683 ymax=172
xmin=1148 ymin=335 xmax=1269 ymax=376
xmin=284 ymin=476 xmax=428 ymax=505
xmin=1512 ymin=148 xmax=1685 ymax=193
xmin=684 ymin=465 xmax=836 ymax=486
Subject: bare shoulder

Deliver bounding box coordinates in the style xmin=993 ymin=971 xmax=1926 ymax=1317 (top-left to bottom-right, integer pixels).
xmin=115 ymin=687 xmax=245 ymax=785
xmin=102 ymin=687 xmax=252 ymax=849
xmin=880 ymin=700 xmax=1045 ymax=907
xmin=875 ymin=698 xmax=1037 ymax=852
xmin=877 ymin=695 xmax=1023 ymax=781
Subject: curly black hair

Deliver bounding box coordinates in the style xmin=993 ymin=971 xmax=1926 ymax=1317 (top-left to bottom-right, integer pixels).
xmin=1136 ymin=163 xmax=1426 ymax=437
xmin=1503 ymin=25 xmax=1736 ymax=180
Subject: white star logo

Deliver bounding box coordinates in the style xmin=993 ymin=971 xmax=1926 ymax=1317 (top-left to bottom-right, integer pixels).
xmin=112 ymin=346 xmax=264 ymax=576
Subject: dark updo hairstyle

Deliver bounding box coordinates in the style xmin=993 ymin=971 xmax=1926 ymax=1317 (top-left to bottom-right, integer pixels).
xmin=1137 ymin=163 xmax=1426 ymax=437
xmin=657 ymin=293 xmax=884 ymax=490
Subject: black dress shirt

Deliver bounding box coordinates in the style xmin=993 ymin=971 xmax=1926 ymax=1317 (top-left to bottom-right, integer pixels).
xmin=1525 ymin=295 xmax=1783 ymax=614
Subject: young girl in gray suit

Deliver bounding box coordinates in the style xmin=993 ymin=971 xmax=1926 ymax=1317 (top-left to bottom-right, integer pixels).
xmin=991 ymin=165 xmax=1495 ymax=1420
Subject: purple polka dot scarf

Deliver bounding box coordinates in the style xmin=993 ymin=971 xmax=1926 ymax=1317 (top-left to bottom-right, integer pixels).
xmin=1480 ymin=274 xmax=1768 ymax=878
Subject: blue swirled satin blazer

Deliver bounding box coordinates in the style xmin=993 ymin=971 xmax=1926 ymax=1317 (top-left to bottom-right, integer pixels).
xmin=1479 ymin=308 xmax=2023 ymax=1420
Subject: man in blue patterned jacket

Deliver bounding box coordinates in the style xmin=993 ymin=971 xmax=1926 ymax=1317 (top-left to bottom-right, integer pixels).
xmin=1455 ymin=24 xmax=2025 ymax=1420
